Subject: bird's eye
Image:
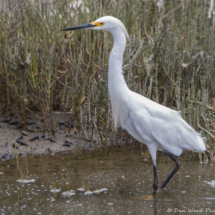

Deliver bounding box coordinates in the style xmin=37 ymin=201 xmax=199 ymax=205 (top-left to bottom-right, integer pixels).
xmin=99 ymin=22 xmax=104 ymax=26
xmin=92 ymin=22 xmax=104 ymax=27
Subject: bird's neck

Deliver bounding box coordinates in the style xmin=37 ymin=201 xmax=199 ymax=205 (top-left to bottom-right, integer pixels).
xmin=108 ymin=29 xmax=127 ymax=87
xmin=108 ymin=29 xmax=129 ymax=128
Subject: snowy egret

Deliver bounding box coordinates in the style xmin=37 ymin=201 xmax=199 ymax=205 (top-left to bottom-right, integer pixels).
xmin=62 ymin=16 xmax=206 ymax=192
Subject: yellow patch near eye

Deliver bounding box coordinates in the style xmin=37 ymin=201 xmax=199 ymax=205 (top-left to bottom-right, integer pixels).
xmin=92 ymin=22 xmax=104 ymax=27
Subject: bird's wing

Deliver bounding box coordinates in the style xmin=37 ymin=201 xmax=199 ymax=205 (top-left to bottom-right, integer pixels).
xmin=129 ymin=108 xmax=183 ymax=156
xmin=129 ymin=102 xmax=205 ymax=156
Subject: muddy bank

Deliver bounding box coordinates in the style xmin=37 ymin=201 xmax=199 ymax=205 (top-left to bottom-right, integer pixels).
xmin=0 ymin=112 xmax=94 ymax=157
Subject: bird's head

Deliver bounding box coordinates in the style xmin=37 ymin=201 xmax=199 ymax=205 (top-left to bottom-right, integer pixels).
xmin=62 ymin=16 xmax=129 ymax=40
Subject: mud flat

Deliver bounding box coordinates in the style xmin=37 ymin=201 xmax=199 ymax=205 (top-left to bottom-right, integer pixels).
xmin=0 ymin=112 xmax=90 ymax=157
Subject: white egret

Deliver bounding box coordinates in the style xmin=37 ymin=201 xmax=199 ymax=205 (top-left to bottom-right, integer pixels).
xmin=62 ymin=16 xmax=206 ymax=192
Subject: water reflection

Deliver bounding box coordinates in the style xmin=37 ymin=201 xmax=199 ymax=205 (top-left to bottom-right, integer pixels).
xmin=0 ymin=149 xmax=214 ymax=214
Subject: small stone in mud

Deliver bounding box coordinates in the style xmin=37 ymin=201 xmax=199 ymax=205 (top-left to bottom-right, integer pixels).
xmin=1 ymin=158 xmax=5 ymax=162
xmin=21 ymin=141 xmax=28 ymax=146
xmin=19 ymin=152 xmax=26 ymax=157
xmin=10 ymin=154 xmax=15 ymax=158
xmin=9 ymin=120 xmax=20 ymax=125
xmin=65 ymin=140 xmax=73 ymax=145
xmin=16 ymin=123 xmax=24 ymax=129
xmin=2 ymin=153 xmax=9 ymax=159
xmin=50 ymin=149 xmax=56 ymax=155
xmin=29 ymin=135 xmax=39 ymax=141
xmin=17 ymin=135 xmax=28 ymax=146
xmin=12 ymin=143 xmax=19 ymax=149
xmin=62 ymin=143 xmax=71 ymax=147
xmin=26 ymin=120 xmax=36 ymax=125
xmin=22 ymin=131 xmax=28 ymax=136
xmin=1 ymin=117 xmax=12 ymax=123
xmin=65 ymin=124 xmax=74 ymax=129
xmin=41 ymin=134 xmax=46 ymax=138
xmin=17 ymin=139 xmax=28 ymax=146
xmin=45 ymin=137 xmax=56 ymax=143
xmin=17 ymin=135 xmax=23 ymax=140
xmin=43 ymin=153 xmax=47 ymax=156
xmin=36 ymin=125 xmax=41 ymax=129
xmin=45 ymin=147 xmax=50 ymax=154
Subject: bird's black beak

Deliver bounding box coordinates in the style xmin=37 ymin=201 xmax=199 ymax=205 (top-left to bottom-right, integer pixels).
xmin=62 ymin=23 xmax=97 ymax=31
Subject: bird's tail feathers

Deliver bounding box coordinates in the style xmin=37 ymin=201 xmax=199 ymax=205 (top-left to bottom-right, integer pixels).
xmin=197 ymin=132 xmax=206 ymax=143
xmin=194 ymin=131 xmax=206 ymax=151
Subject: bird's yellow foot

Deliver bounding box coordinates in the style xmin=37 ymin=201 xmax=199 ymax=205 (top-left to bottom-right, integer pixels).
xmin=134 ymin=189 xmax=162 ymax=200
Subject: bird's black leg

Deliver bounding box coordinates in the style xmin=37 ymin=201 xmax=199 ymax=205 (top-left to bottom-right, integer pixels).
xmin=160 ymin=151 xmax=181 ymax=189
xmin=153 ymin=161 xmax=159 ymax=193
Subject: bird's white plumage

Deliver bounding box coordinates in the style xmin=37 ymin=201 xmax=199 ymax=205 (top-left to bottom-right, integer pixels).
xmin=92 ymin=16 xmax=206 ymax=158
xmin=62 ymin=15 xmax=206 ymax=191
xmin=127 ymin=91 xmax=206 ymax=156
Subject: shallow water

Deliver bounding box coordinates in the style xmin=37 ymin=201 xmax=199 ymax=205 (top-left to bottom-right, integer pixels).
xmin=0 ymin=149 xmax=214 ymax=215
